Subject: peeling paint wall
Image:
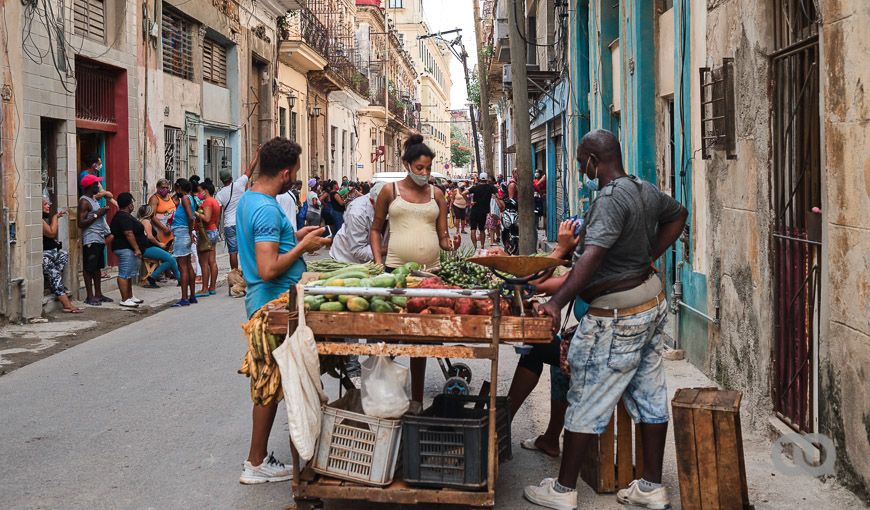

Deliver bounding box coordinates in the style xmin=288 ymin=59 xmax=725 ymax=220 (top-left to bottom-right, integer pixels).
xmin=818 ymin=0 xmax=870 ymax=498
xmin=703 ymin=0 xmax=776 ymax=431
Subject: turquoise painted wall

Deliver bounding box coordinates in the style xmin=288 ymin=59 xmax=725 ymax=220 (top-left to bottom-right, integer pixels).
xmin=671 ymin=0 xmax=708 ymax=363
xmin=619 ymin=1 xmax=657 ymax=183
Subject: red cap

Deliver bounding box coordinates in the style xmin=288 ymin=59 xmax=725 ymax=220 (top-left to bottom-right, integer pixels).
xmin=81 ymin=174 xmax=104 ymax=189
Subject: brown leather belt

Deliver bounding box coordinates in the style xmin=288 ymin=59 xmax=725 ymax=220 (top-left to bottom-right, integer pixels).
xmin=587 ymin=291 xmax=666 ymax=318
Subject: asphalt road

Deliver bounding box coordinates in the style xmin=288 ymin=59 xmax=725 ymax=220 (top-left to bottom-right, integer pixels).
xmin=0 ymin=290 xmax=562 ymax=510
xmin=1 ymin=288 xmax=864 ymax=509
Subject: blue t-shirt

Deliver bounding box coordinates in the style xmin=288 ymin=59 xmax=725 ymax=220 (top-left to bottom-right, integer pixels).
xmin=237 ymin=191 xmax=306 ymax=318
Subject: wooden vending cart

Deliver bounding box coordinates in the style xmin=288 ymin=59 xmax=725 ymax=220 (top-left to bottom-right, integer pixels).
xmin=265 ymin=285 xmax=552 ymax=509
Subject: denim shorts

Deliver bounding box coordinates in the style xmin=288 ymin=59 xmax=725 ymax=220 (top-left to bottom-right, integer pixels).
xmin=564 ymin=299 xmax=670 ymax=434
xmin=172 ymin=227 xmax=192 ymax=258
xmin=114 ymin=248 xmax=139 ymax=280
xmin=224 ymin=225 xmax=238 ymax=254
xmin=207 ymin=229 xmax=219 ymax=244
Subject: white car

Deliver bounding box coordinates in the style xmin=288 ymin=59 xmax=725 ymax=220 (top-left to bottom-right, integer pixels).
xmin=371 ymin=171 xmax=449 ymax=187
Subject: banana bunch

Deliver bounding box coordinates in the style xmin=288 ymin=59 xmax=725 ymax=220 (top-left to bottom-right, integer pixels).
xmin=238 ymin=292 xmax=289 ymax=406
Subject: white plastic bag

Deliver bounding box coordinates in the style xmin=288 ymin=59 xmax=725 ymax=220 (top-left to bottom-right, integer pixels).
xmin=361 ymin=354 xmax=410 ymax=419
xmin=273 ymin=284 xmax=328 ymax=462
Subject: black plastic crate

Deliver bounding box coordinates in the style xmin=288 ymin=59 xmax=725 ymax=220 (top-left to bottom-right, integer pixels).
xmin=401 ymin=395 xmax=511 ymax=490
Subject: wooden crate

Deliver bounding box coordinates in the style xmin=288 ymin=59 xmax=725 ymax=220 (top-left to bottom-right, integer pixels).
xmin=672 ymin=388 xmax=751 ymax=510
xmin=580 ymin=400 xmax=644 ymax=493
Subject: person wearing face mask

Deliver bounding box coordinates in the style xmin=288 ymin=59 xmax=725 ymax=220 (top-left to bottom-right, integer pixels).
xmin=370 ymin=134 xmax=461 ymax=403
xmin=79 ymin=154 xmax=119 ymax=209
xmin=330 ymin=181 xmax=386 ymax=264
xmin=236 ymin=137 xmax=330 ymax=485
xmin=523 ymin=130 xmax=688 ymax=510
xmin=147 ymin=178 xmax=176 ymax=249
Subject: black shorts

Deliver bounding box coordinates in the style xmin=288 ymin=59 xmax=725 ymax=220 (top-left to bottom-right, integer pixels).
xmin=451 ymin=205 xmax=467 ymax=220
xmin=82 ymin=243 xmax=106 ymax=273
xmin=469 ymin=208 xmax=488 ymax=231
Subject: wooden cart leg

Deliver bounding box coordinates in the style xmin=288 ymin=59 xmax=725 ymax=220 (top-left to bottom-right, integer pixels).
xmin=487 ymin=293 xmax=501 ymax=495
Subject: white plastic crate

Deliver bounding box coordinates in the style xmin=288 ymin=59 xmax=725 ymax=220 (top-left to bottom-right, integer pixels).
xmin=312 ymin=405 xmax=402 ymax=486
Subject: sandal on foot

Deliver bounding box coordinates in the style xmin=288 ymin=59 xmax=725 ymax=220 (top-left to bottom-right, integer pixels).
xmin=171 ymin=299 xmax=190 ymax=307
xmin=63 ymin=307 xmax=84 ymax=314
xmin=520 ymin=437 xmax=561 ymax=458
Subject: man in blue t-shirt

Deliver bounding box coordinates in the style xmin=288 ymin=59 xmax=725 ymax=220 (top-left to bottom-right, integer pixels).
xmin=236 ymin=137 xmax=329 ymax=484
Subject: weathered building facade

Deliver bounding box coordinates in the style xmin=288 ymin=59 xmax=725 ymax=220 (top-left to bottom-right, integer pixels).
xmin=486 ymin=0 xmax=870 ymax=498
xmin=392 ymin=0 xmax=453 ymax=175
xmin=1 ymin=0 xmax=141 ymax=320
xmin=354 ymin=0 xmax=417 ymax=181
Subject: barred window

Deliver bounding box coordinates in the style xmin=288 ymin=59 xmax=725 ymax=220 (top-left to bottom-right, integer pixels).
xmin=279 ymin=107 xmax=287 ymax=138
xmin=164 ymin=126 xmax=182 ymax=183
xmin=203 ymin=37 xmax=228 ymax=87
xmin=162 ymin=7 xmax=193 ymax=80
xmin=290 ymin=112 xmax=298 ymax=143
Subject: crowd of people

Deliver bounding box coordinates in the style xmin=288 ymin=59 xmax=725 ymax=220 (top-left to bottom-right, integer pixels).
xmin=41 ymin=128 xmax=686 ymax=510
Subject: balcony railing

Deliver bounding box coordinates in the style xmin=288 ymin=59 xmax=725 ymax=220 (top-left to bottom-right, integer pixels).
xmin=327 ymin=50 xmax=370 ymax=98
xmin=279 ymin=8 xmax=329 ymax=58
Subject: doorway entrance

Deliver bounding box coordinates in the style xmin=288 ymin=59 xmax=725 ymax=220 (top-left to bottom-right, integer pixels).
xmin=771 ymin=0 xmax=821 ymax=433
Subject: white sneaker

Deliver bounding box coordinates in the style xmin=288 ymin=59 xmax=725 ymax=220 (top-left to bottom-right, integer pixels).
xmin=131 ymin=297 xmax=144 ymax=304
xmin=119 ymin=298 xmax=139 ymax=308
xmin=239 ymin=452 xmax=292 ymax=484
xmin=523 ymin=478 xmax=577 ymax=510
xmin=617 ymin=480 xmax=671 ymax=509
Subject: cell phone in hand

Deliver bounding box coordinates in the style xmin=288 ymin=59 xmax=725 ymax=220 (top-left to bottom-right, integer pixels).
xmin=320 ymin=225 xmax=334 ymax=238
xmin=568 ymin=215 xmax=584 ymax=237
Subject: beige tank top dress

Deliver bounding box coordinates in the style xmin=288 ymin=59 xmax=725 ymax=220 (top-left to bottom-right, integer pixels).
xmin=385 ymin=183 xmax=441 ymax=269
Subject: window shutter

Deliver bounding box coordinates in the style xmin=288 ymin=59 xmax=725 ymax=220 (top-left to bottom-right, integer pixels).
xmin=203 ymin=38 xmax=227 ymax=87
xmin=73 ymin=0 xmax=106 ymax=41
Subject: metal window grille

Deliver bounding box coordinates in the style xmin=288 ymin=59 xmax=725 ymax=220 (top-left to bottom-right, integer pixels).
xmin=203 ymin=38 xmax=228 ymax=87
xmin=204 ymin=138 xmax=232 ymax=184
xmin=699 ymin=58 xmax=736 ymax=159
xmin=164 ymin=126 xmax=182 ymax=183
xmin=279 ymin=107 xmax=287 ymax=138
xmin=73 ymin=0 xmax=105 ymax=41
xmin=771 ymin=0 xmax=820 ymax=434
xmin=75 ymin=60 xmax=116 ymax=123
xmin=162 ymin=7 xmax=193 ymax=80
xmin=290 ymin=112 xmax=298 ymax=142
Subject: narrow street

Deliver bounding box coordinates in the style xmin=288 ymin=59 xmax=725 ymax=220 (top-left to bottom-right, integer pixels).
xmin=0 ymin=284 xmax=863 ymax=509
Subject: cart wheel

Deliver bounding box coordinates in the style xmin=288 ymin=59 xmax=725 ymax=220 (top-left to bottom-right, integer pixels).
xmin=448 ymin=362 xmax=473 ymax=383
xmin=443 ymin=376 xmax=470 ymax=395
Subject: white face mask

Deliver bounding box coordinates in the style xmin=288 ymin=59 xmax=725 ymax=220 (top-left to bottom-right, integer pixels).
xmin=408 ymin=171 xmax=429 ymax=186
xmin=96 ymin=164 xmax=103 ymax=172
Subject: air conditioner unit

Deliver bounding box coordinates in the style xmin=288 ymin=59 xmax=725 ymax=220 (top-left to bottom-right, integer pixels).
xmin=502 ymin=64 xmax=512 ymax=87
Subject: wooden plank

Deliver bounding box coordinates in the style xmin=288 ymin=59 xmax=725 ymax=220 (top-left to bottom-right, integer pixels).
xmin=616 ymin=401 xmax=634 ymax=488
xmin=579 ymin=435 xmax=601 ymax=493
xmin=599 ymin=411 xmax=617 ymax=493
xmin=315 ymin=342 xmax=494 ymax=359
xmin=714 ymin=411 xmax=745 ymax=510
xmin=735 ymin=413 xmax=751 ymax=508
xmin=634 ymin=422 xmax=645 ymax=480
xmin=672 ymin=387 xmax=702 ymax=408
xmin=694 ymin=407 xmax=720 ymax=510
xmin=264 ymin=308 xmax=552 ymax=343
xmin=672 ymin=405 xmax=702 ymax=510
xmin=294 ymin=477 xmax=495 ymax=506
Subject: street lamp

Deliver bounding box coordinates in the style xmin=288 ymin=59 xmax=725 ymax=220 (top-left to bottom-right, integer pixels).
xmin=287 ymin=93 xmax=296 ymax=110
xmin=313 ymin=106 xmax=322 ymax=117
